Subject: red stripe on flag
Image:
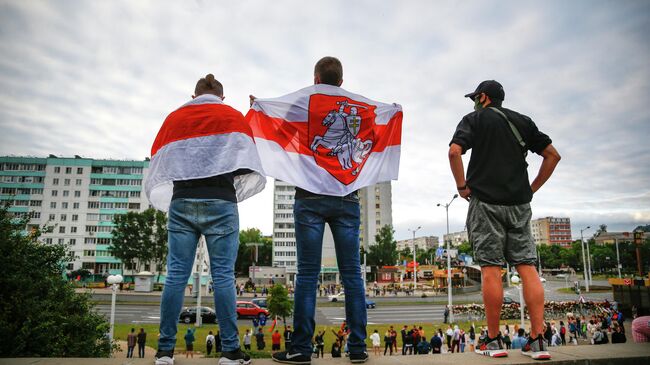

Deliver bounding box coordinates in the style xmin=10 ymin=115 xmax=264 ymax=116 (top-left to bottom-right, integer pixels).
xmin=151 ymin=104 xmax=253 ymax=156
xmin=246 ymin=110 xmax=311 ymax=154
xmin=246 ymin=110 xmax=402 ymax=156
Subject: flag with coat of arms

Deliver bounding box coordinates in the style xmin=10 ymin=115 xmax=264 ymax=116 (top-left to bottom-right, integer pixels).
xmin=245 ymin=84 xmax=402 ymax=195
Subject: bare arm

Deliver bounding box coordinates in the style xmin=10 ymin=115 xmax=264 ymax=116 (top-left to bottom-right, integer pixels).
xmin=530 ymin=144 xmax=561 ymax=193
xmin=448 ymin=143 xmax=471 ymax=200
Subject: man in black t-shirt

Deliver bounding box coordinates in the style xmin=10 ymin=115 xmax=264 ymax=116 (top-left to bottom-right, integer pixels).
xmin=448 ymin=80 xmax=561 ymax=360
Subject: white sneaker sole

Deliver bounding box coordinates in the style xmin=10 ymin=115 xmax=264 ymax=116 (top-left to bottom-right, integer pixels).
xmin=154 ymin=356 xmax=174 ymax=365
xmin=522 ymin=350 xmax=551 ymax=360
xmin=219 ymin=357 xmax=252 ymax=365
xmin=475 ymin=349 xmax=508 ymax=357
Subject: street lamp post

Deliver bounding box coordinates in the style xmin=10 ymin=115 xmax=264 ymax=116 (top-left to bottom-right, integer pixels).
xmin=408 ymin=226 xmax=422 ymax=295
xmin=615 ymin=238 xmax=622 ymax=278
xmin=511 ymin=274 xmax=525 ymax=329
xmin=580 ymin=226 xmax=591 ymax=292
xmin=107 ymin=274 xmax=123 ymax=344
xmin=437 ymin=194 xmax=458 ymax=323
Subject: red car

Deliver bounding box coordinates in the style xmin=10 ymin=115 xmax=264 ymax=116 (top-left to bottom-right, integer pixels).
xmin=236 ymin=301 xmax=270 ymax=319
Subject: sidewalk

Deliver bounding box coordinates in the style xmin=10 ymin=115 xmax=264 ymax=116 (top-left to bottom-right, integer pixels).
xmin=1 ymin=343 xmax=649 ymax=365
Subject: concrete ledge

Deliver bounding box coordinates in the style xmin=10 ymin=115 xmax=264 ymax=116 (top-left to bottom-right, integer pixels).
xmin=2 ymin=343 xmax=649 ymax=365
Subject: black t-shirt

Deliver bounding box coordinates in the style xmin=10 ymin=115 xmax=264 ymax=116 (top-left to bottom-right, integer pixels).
xmin=449 ymin=106 xmax=551 ymax=205
xmin=172 ymin=169 xmax=252 ymax=202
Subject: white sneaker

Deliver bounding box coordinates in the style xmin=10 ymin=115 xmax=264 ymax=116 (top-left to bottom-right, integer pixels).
xmin=154 ymin=349 xmax=174 ymax=365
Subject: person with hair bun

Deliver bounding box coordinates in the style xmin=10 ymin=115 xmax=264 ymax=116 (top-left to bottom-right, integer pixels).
xmin=148 ymin=73 xmax=266 ymax=365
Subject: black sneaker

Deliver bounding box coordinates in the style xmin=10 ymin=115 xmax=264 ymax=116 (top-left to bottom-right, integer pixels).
xmin=154 ymin=349 xmax=174 ymax=365
xmin=219 ymin=347 xmax=252 ymax=365
xmin=349 ymin=351 xmax=369 ymax=363
xmin=272 ymin=350 xmax=312 ymax=364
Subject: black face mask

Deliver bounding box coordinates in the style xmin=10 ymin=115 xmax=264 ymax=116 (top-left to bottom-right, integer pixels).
xmin=474 ymin=97 xmax=484 ymax=111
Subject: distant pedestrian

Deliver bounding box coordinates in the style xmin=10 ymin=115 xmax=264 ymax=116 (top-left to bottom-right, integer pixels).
xmin=445 ymin=325 xmax=453 ymax=351
xmin=314 ymin=330 xmax=325 ymax=358
xmin=283 ymin=325 xmax=293 ymax=350
xmin=431 ymin=333 xmax=443 ymax=354
xmin=206 ymin=330 xmax=215 ymax=356
xmin=612 ymin=324 xmax=627 ymax=343
xmin=468 ymin=325 xmax=476 ymax=352
xmin=444 ymin=305 xmax=450 ymax=324
xmin=184 ymin=327 xmax=196 ymax=358
xmin=559 ymin=321 xmax=567 ymax=345
xmin=383 ymin=330 xmax=392 ymax=355
xmin=215 ymin=330 xmax=222 ymax=353
xmin=512 ymin=328 xmax=527 ymax=349
xmin=451 ymin=325 xmax=460 ymax=353
xmin=127 ymin=328 xmax=137 ymax=358
xmin=401 ymin=325 xmax=408 ymax=355
xmin=255 ymin=328 xmax=265 ymax=350
xmin=243 ymin=329 xmax=252 ymax=351
xmin=272 ymin=330 xmax=282 ymax=352
xmin=370 ymin=329 xmax=381 ymax=356
xmin=137 ymin=328 xmax=147 ymax=358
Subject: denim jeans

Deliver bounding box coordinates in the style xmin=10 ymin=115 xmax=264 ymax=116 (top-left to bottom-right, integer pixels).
xmin=158 ymin=198 xmax=240 ymax=352
xmin=291 ymin=194 xmax=367 ymax=356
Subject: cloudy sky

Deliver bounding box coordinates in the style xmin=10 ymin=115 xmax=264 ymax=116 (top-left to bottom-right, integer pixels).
xmin=1 ymin=0 xmax=648 ymax=240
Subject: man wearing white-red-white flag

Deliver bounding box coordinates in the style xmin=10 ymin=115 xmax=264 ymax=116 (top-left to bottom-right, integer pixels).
xmin=246 ymin=78 xmax=402 ymax=196
xmin=247 ymin=57 xmax=402 ymax=365
xmin=146 ymin=74 xmax=263 ymax=365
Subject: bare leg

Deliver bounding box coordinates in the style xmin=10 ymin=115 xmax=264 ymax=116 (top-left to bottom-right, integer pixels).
xmin=516 ymin=264 xmax=545 ymax=337
xmin=481 ymin=266 xmax=503 ymax=337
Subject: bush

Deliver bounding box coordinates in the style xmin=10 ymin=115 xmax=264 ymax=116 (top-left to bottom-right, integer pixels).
xmin=0 ymin=202 xmax=113 ymax=357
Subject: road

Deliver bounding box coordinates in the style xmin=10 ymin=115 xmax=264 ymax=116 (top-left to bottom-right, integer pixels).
xmin=93 ymin=278 xmax=613 ymax=326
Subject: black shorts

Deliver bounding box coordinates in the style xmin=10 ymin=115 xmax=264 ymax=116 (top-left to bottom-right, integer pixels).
xmin=272 ymin=344 xmax=281 ymax=350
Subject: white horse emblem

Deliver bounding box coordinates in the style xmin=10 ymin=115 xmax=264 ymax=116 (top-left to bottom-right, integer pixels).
xmin=310 ymin=100 xmax=373 ymax=175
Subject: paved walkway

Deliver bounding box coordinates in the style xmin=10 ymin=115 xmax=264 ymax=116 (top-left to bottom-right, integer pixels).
xmin=2 ymin=343 xmax=649 ymax=365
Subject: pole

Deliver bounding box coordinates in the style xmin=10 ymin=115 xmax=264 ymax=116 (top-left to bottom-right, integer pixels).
xmin=580 ymin=227 xmax=590 ymax=292
xmin=537 ymin=249 xmax=542 ymax=276
xmin=506 ymin=263 xmax=511 ymax=287
xmin=363 ymin=251 xmax=367 ymax=294
xmin=109 ymin=283 xmax=117 ymax=343
xmin=196 ymin=236 xmax=204 ymax=327
xmin=446 ymin=203 xmax=453 ymax=323
xmin=518 ymin=284 xmax=525 ymax=329
xmin=615 ymin=238 xmax=622 ymax=278
xmin=586 ymin=238 xmax=593 ymax=287
xmin=413 ymin=229 xmax=417 ymax=293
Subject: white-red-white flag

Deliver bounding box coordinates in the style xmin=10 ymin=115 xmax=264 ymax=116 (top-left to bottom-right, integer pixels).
xmin=145 ymin=95 xmax=266 ymax=212
xmin=246 ymin=84 xmax=402 ymax=196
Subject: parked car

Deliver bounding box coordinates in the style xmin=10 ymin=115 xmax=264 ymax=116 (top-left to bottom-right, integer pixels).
xmin=236 ymin=301 xmax=270 ymax=319
xmin=251 ymin=297 xmax=267 ymax=308
xmin=179 ymin=306 xmax=217 ymax=324
xmin=328 ymin=292 xmax=345 ymax=302
xmin=503 ymin=296 xmax=519 ymax=305
xmin=365 ymin=298 xmax=376 ymax=309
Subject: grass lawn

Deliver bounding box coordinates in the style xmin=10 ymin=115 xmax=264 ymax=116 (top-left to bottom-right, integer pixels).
xmin=113 ymin=320 xmax=490 ymax=358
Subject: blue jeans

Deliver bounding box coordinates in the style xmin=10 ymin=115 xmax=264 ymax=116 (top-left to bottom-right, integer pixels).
xmin=158 ymin=199 xmax=240 ymax=352
xmin=291 ymin=195 xmax=367 ymax=356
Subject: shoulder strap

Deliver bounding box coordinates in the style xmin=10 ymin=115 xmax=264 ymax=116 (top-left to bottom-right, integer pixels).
xmin=488 ymin=107 xmax=527 ymax=156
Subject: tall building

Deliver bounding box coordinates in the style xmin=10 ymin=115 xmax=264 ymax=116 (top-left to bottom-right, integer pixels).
xmin=443 ymin=230 xmax=469 ymax=246
xmin=0 ymin=155 xmax=151 ymax=275
xmin=396 ymin=236 xmax=440 ymax=252
xmin=530 ymin=217 xmax=572 ymax=247
xmin=272 ymin=180 xmax=393 ymax=283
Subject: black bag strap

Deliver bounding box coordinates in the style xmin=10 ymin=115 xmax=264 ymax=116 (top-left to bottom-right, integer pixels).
xmin=488 ymin=107 xmax=528 ymax=157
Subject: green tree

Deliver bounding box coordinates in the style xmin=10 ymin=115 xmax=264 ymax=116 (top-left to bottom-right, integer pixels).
xmin=367 ymin=225 xmax=398 ymax=268
xmin=457 ymin=241 xmax=472 ymax=255
xmin=267 ymin=284 xmax=293 ymax=328
xmin=0 ymin=202 xmax=112 ymax=356
xmin=110 ymin=209 xmax=168 ymax=281
xmin=236 ymin=228 xmax=272 ymax=276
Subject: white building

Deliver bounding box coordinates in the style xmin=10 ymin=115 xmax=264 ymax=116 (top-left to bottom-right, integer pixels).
xmin=272 ymin=180 xmax=393 ymax=283
xmin=396 ymin=235 xmax=440 ymax=252
xmin=443 ymin=230 xmax=469 ymax=246
xmin=1 ymin=155 xmax=210 ymax=283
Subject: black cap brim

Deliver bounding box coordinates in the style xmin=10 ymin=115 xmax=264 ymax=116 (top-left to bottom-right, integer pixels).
xmin=464 ymin=92 xmax=479 ymax=100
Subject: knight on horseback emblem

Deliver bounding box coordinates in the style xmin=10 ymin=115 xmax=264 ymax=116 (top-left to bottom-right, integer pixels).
xmin=310 ymin=100 xmax=374 ymax=177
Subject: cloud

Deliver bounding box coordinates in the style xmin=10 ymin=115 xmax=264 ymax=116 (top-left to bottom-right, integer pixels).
xmin=0 ymin=0 xmax=648 ymax=239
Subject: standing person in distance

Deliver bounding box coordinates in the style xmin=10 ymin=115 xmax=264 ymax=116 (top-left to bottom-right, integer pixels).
xmin=448 ymin=80 xmax=561 ymax=360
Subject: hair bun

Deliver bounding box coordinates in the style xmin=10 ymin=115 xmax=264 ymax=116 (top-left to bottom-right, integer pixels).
xmin=205 ymin=74 xmax=215 ymax=83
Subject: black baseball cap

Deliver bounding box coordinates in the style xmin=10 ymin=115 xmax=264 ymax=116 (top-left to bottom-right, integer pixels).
xmin=464 ymin=80 xmax=505 ymax=101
